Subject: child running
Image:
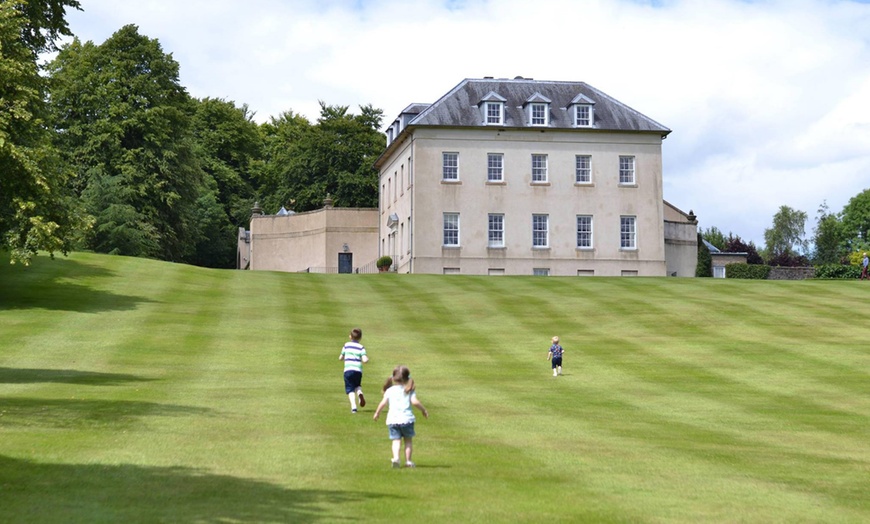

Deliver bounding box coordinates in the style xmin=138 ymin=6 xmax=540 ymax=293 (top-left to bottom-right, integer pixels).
xmin=372 ymin=365 xmax=429 ymax=468
xmin=339 ymin=328 xmax=368 ymax=413
xmin=547 ymin=336 xmax=564 ymax=377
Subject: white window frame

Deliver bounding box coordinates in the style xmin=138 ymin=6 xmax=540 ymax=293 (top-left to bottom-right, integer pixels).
xmin=443 ymin=212 xmax=460 ymax=247
xmin=488 ymin=213 xmax=505 ymax=248
xmin=575 ymin=155 xmax=591 ymax=184
xmin=575 ymin=105 xmax=593 ymax=127
xmin=577 ymin=215 xmax=593 ymax=249
xmin=533 ymin=268 xmax=550 ymax=276
xmin=530 ymin=103 xmax=548 ymax=126
xmin=485 ymin=102 xmax=503 ymax=125
xmin=442 ymin=152 xmax=459 ymax=181
xmin=619 ymin=156 xmax=636 ymax=185
xmin=620 ymin=215 xmax=637 ymax=250
xmin=487 ymin=153 xmax=504 ymax=182
xmin=531 ymin=154 xmax=548 ymax=183
xmin=532 ymin=214 xmax=549 ymax=248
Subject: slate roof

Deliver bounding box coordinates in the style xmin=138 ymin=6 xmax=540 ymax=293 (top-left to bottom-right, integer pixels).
xmin=407 ymin=77 xmax=671 ymax=134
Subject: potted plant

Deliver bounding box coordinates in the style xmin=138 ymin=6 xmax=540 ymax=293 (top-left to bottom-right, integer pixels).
xmin=376 ymin=256 xmax=393 ymax=272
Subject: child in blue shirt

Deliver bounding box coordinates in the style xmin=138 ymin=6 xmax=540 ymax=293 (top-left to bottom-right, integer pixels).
xmin=547 ymin=336 xmax=564 ymax=377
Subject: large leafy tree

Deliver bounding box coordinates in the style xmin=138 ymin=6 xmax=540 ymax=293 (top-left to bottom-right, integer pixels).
xmin=841 ymin=189 xmax=870 ymax=246
xmin=700 ymin=226 xmax=727 ymax=250
xmin=48 ymin=25 xmax=203 ymax=262
xmin=812 ymin=201 xmax=848 ymax=264
xmin=1 ymin=0 xmax=89 ymax=264
xmin=257 ymin=102 xmax=383 ymax=213
xmin=188 ymin=97 xmax=262 ymax=267
xmin=764 ymin=205 xmax=809 ymax=266
xmin=722 ymin=234 xmax=763 ymax=265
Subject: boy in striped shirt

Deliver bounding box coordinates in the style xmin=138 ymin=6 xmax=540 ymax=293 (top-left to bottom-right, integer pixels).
xmin=339 ymin=328 xmax=369 ymax=413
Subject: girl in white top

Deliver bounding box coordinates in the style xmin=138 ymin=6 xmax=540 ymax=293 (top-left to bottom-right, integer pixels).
xmin=373 ymin=365 xmax=429 ymax=468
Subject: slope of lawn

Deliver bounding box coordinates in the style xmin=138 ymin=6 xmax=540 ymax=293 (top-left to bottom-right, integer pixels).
xmin=0 ymin=251 xmax=868 ymax=523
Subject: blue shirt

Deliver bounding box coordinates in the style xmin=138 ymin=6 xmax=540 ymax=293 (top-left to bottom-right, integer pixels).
xmin=549 ymin=344 xmax=563 ymax=358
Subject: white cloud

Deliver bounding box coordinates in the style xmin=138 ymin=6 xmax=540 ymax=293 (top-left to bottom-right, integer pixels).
xmin=62 ymin=0 xmax=870 ymax=246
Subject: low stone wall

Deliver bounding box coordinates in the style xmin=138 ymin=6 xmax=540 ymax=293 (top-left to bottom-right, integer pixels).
xmin=767 ymin=267 xmax=815 ymax=280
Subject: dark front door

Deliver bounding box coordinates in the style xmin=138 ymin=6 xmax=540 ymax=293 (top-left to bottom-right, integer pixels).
xmin=338 ymin=252 xmax=353 ymax=274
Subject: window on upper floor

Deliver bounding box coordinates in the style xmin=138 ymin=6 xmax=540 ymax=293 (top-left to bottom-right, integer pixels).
xmin=571 ymin=93 xmax=595 ymax=128
xmin=575 ymin=155 xmax=591 ymax=184
xmin=485 ymin=101 xmax=503 ymax=125
xmin=443 ymin=152 xmax=459 ymax=181
xmin=530 ymin=103 xmax=548 ymax=126
xmin=443 ymin=212 xmax=460 ymax=247
xmin=532 ymin=214 xmax=549 ymax=248
xmin=619 ymin=156 xmax=635 ymax=185
xmin=575 ymin=105 xmax=592 ymax=127
xmin=577 ymin=215 xmax=593 ymax=249
xmin=488 ymin=213 xmax=504 ymax=248
xmin=531 ymin=154 xmax=548 ymax=183
xmin=524 ymin=93 xmax=551 ymax=127
xmin=487 ymin=153 xmax=504 ymax=182
xmin=620 ymin=216 xmax=637 ymax=250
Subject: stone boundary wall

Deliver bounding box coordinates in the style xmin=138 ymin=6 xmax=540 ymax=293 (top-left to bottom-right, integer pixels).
xmin=767 ymin=267 xmax=815 ymax=280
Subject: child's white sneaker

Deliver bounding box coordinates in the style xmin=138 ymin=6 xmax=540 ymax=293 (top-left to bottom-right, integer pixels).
xmin=405 ymin=461 xmax=416 ymax=468
xmin=391 ymin=459 xmax=401 ymax=469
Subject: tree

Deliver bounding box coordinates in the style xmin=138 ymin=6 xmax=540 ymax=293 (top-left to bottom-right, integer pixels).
xmin=841 ymin=189 xmax=870 ymax=247
xmin=695 ymin=232 xmax=712 ymax=277
xmin=188 ymin=97 xmax=263 ymax=267
xmin=700 ymin=226 xmax=727 ymax=250
xmin=812 ymin=201 xmax=848 ymax=264
xmin=723 ymin=234 xmax=763 ymax=265
xmin=1 ymin=0 xmax=89 ymax=264
xmin=763 ymin=205 xmax=808 ymax=264
xmin=48 ymin=25 xmax=204 ymax=263
xmin=257 ymin=102 xmax=383 ymax=214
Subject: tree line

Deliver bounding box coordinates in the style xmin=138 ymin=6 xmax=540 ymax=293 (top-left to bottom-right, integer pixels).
xmin=2 ymin=2 xmax=383 ymax=268
xmin=698 ymin=194 xmax=870 ymax=276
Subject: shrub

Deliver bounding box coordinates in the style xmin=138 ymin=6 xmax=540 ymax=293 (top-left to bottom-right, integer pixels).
xmin=726 ymin=264 xmax=771 ymax=279
xmin=376 ymin=255 xmax=392 ymax=269
xmin=696 ymin=233 xmax=712 ymax=277
xmin=813 ymin=264 xmax=861 ymax=279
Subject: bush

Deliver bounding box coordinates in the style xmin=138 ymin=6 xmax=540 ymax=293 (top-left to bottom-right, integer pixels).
xmin=813 ymin=264 xmax=861 ymax=279
xmin=376 ymin=255 xmax=392 ymax=269
xmin=726 ymin=264 xmax=771 ymax=279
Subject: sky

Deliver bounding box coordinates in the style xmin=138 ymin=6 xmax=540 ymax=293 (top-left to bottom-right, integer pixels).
xmin=58 ymin=0 xmax=870 ymax=247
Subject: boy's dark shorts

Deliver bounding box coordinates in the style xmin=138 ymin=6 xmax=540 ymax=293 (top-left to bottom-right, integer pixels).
xmin=344 ymin=370 xmax=363 ymax=393
xmin=551 ymin=357 xmax=563 ymax=369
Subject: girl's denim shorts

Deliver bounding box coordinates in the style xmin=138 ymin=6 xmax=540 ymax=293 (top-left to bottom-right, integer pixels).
xmin=388 ymin=422 xmax=416 ymax=440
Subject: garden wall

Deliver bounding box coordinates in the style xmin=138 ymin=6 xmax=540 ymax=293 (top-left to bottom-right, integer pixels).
xmin=767 ymin=267 xmax=815 ymax=280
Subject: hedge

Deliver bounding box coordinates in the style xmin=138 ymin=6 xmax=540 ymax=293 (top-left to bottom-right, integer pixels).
xmin=725 ymin=264 xmax=771 ymax=279
xmin=813 ymin=264 xmax=861 ymax=279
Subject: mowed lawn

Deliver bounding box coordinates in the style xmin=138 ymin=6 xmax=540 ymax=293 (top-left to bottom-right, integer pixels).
xmin=1 ymin=252 xmax=868 ymax=523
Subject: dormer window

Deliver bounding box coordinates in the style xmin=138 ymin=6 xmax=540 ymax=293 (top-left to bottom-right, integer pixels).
xmin=486 ymin=102 xmax=503 ymax=124
xmin=571 ymin=93 xmax=596 ymax=128
xmin=525 ymin=93 xmax=551 ymax=126
xmin=479 ymin=92 xmax=507 ymax=125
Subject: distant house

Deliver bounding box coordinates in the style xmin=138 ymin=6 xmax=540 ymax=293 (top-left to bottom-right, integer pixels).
xmin=703 ymin=239 xmax=748 ymax=278
xmin=375 ymin=77 xmax=697 ymax=276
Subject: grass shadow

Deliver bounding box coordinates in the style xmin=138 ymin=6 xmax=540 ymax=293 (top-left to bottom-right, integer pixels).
xmin=0 ymin=397 xmax=209 ymax=429
xmin=0 ymin=455 xmax=397 ymax=523
xmin=0 ymin=367 xmax=155 ymax=386
xmin=0 ymin=256 xmax=153 ymax=313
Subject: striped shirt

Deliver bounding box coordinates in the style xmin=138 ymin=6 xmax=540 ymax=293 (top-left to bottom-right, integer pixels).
xmin=340 ymin=341 xmax=367 ymax=372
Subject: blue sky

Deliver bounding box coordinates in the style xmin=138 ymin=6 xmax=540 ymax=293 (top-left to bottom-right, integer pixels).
xmin=59 ymin=0 xmax=870 ymax=247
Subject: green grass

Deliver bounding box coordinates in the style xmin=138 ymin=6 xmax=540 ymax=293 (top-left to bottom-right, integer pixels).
xmin=1 ymin=252 xmax=868 ymax=523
